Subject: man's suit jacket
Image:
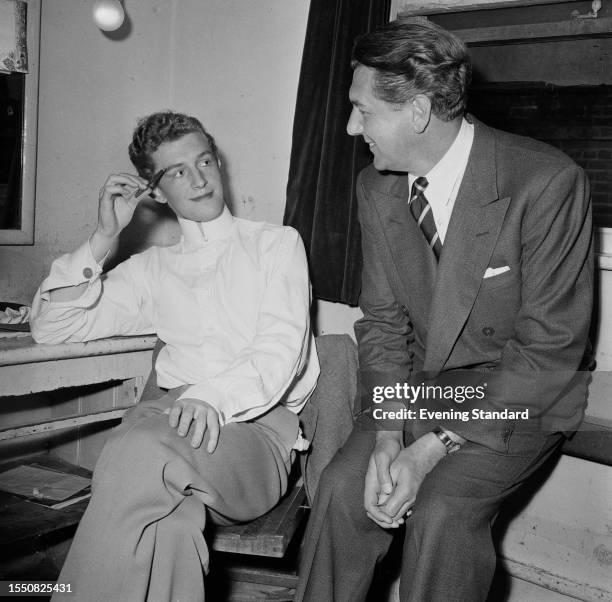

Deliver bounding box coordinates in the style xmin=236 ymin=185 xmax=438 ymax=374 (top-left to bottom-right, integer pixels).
xmin=355 ymin=116 xmax=593 ymax=452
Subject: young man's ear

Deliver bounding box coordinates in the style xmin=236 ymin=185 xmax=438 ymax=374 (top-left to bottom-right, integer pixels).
xmin=152 ymin=189 xmax=167 ymax=204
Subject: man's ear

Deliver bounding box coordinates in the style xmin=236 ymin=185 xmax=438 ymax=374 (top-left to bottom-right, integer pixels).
xmin=410 ymin=94 xmax=432 ymax=134
xmin=152 ymin=189 xmax=167 ymax=204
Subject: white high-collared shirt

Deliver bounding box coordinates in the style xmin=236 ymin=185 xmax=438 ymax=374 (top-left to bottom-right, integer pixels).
xmin=31 ymin=207 xmax=320 ymax=443
xmin=408 ymin=117 xmax=474 ymax=244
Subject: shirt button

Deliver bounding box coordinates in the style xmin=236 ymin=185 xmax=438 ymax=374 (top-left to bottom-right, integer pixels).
xmin=482 ymin=326 xmax=495 ymax=336
xmin=83 ymin=267 xmax=93 ymax=279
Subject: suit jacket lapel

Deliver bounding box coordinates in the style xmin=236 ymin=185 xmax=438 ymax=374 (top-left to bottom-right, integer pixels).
xmin=423 ymin=120 xmax=511 ymax=372
xmin=372 ymin=175 xmax=438 ymax=306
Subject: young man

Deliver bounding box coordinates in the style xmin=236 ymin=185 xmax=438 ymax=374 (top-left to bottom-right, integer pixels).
xmin=30 ymin=111 xmax=319 ymax=601
xmin=296 ymin=20 xmax=593 ymax=602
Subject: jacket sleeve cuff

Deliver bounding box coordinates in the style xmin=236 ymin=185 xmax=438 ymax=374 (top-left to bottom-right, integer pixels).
xmin=411 ymin=418 xmax=511 ymax=453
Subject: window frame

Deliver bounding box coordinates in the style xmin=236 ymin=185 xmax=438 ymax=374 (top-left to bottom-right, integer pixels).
xmin=0 ymin=0 xmax=40 ymax=245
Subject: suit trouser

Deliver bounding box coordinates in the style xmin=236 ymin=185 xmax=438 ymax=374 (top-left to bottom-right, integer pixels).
xmin=295 ymin=416 xmax=563 ymax=602
xmin=52 ymin=387 xmax=297 ymax=602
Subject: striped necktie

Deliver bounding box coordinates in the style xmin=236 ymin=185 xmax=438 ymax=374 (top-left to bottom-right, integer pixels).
xmin=409 ymin=176 xmax=442 ymax=260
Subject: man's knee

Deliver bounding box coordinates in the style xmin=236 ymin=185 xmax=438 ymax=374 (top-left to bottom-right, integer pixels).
xmin=94 ymin=417 xmax=171 ymax=485
xmin=413 ymin=492 xmax=457 ymax=525
xmin=313 ymin=453 xmax=373 ymax=532
xmin=412 ymin=488 xmax=493 ymax=538
xmin=109 ymin=415 xmax=170 ymax=454
xmin=317 ymin=454 xmax=361 ymax=500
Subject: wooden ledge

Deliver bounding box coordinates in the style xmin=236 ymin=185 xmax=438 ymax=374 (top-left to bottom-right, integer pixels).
xmin=0 ymin=335 xmax=157 ymax=367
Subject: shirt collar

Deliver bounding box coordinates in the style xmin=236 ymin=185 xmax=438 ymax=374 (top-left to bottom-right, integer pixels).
xmin=409 ymin=117 xmax=474 ymax=208
xmin=177 ymin=205 xmax=234 ymax=249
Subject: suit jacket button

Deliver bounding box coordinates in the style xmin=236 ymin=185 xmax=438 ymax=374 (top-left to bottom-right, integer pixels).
xmin=482 ymin=326 xmax=495 ymax=336
xmin=83 ymin=267 xmax=93 ymax=279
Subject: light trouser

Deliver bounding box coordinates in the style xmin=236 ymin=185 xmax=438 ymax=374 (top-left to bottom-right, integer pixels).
xmin=52 ymin=387 xmax=297 ymax=602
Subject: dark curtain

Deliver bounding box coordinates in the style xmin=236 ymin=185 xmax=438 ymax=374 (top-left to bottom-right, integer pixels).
xmin=284 ymin=0 xmax=391 ymax=306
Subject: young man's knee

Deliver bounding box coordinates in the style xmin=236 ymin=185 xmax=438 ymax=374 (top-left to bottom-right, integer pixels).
xmin=113 ymin=417 xmax=169 ymax=449
xmin=95 ymin=419 xmax=171 ymax=483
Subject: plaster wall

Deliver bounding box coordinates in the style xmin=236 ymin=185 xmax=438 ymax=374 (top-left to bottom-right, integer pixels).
xmin=0 ymin=0 xmax=309 ymax=304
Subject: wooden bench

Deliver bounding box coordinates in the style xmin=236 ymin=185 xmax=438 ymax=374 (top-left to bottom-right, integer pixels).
xmin=491 ymin=412 xmax=612 ymax=601
xmin=560 ymin=416 xmax=612 ymax=466
xmin=212 ymin=477 xmax=308 ymax=558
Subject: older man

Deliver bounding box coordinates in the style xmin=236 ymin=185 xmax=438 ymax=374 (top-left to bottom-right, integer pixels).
xmin=296 ymin=20 xmax=593 ymax=602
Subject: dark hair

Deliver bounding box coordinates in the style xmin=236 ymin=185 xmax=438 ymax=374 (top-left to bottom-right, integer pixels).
xmin=352 ymin=19 xmax=471 ymax=121
xmin=128 ymin=111 xmax=218 ymax=179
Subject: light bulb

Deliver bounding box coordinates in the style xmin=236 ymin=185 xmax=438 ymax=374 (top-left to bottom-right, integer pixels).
xmin=93 ymin=0 xmax=125 ymax=32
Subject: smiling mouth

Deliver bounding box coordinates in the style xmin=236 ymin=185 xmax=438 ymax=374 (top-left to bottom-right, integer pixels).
xmin=189 ymin=191 xmax=213 ymax=202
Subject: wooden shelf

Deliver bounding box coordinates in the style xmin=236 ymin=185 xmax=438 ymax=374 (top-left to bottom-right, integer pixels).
xmin=396 ymin=0 xmax=575 ymax=17
xmin=452 ymin=16 xmax=612 ymax=45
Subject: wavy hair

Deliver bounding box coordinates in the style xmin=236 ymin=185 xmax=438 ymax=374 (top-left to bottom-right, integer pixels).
xmin=128 ymin=111 xmax=218 ymax=179
xmin=352 ymin=20 xmax=471 ymax=121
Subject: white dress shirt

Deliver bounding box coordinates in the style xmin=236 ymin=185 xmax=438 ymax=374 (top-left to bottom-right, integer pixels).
xmin=408 ymin=117 xmax=474 ymax=243
xmin=31 ymin=207 xmax=320 ymax=445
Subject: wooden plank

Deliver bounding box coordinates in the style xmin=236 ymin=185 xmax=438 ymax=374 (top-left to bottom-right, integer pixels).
xmin=0 ymin=335 xmax=156 ymax=367
xmin=451 ymin=16 xmax=612 ymax=45
xmin=225 ymin=566 xmax=299 ymax=589
xmin=223 ymin=580 xmax=295 ymax=601
xmin=395 ymin=0 xmax=577 ymax=18
xmin=212 ymin=480 xmax=308 ymax=558
xmin=562 ymin=419 xmax=612 ymax=466
xmin=502 ymin=557 xmax=612 ymax=602
xmin=0 ymin=351 xmax=152 ymax=397
xmin=0 ymin=408 xmax=131 ymax=441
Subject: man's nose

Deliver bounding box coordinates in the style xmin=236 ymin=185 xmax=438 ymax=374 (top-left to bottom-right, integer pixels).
xmin=346 ymin=108 xmax=363 ymax=136
xmin=192 ymin=170 xmax=207 ymax=189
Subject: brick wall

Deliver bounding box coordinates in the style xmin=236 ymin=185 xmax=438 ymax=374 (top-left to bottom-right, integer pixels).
xmin=468 ymin=84 xmax=612 ymax=228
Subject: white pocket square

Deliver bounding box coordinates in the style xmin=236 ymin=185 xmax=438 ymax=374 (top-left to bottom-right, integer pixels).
xmin=483 ymin=265 xmax=510 ymax=279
